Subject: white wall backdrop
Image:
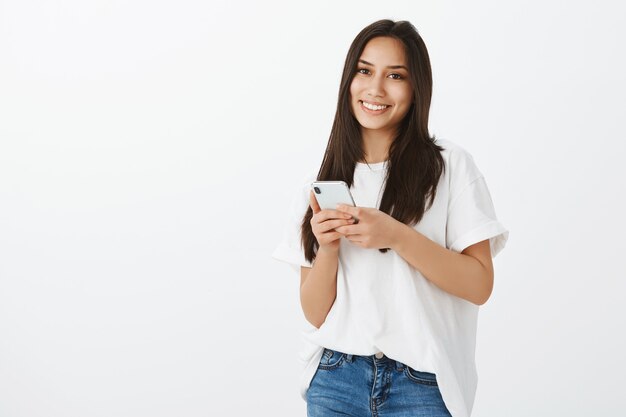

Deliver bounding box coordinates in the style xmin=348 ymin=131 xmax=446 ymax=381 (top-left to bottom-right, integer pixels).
xmin=1 ymin=0 xmax=624 ymax=416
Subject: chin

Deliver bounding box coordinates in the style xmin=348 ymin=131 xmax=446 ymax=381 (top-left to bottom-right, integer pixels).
xmin=361 ymin=121 xmax=381 ymax=128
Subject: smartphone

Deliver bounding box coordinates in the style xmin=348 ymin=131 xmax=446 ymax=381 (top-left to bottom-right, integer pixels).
xmin=311 ymin=180 xmax=359 ymax=223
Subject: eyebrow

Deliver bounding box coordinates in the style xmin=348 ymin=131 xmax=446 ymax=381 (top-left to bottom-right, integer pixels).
xmin=358 ymin=59 xmax=408 ymax=71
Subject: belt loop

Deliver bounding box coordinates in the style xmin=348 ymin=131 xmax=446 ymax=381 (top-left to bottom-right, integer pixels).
xmin=346 ymin=353 xmax=353 ymax=362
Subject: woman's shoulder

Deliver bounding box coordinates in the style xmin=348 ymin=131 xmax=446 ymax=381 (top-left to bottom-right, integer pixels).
xmin=434 ymin=138 xmax=472 ymax=160
xmin=434 ymin=138 xmax=483 ymax=185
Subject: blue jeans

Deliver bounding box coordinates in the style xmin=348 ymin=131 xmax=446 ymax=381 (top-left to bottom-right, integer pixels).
xmin=306 ymin=348 xmax=452 ymax=417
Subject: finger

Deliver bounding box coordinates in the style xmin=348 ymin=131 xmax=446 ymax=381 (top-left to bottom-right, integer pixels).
xmin=321 ymin=218 xmax=355 ymax=233
xmin=336 ymin=204 xmax=359 ymax=216
xmin=309 ymin=190 xmax=321 ymax=214
xmin=315 ymin=219 xmax=351 ymax=235
xmin=350 ymin=239 xmax=365 ymax=248
xmin=334 ymin=224 xmax=359 ymax=235
xmin=345 ymin=235 xmax=363 ymax=244
xmin=316 ymin=209 xmax=353 ymax=222
xmin=323 ymin=231 xmax=343 ymax=242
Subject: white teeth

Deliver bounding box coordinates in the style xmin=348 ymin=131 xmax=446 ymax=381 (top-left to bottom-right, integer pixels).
xmin=362 ymin=101 xmax=389 ymax=111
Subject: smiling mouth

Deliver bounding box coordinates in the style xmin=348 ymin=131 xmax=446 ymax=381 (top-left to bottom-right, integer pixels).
xmin=359 ymin=100 xmax=391 ymax=112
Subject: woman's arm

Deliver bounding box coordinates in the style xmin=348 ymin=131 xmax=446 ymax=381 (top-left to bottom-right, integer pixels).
xmin=299 ymin=191 xmax=355 ymax=329
xmin=392 ymin=223 xmax=494 ymax=305
xmin=334 ymin=204 xmax=495 ymax=305
xmin=299 ymin=246 xmax=339 ymax=328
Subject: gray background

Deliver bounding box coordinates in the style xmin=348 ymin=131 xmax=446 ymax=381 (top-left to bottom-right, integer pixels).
xmin=1 ymin=0 xmax=624 ymax=415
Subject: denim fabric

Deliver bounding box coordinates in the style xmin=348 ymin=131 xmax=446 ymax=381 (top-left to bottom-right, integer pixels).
xmin=306 ymin=348 xmax=452 ymax=417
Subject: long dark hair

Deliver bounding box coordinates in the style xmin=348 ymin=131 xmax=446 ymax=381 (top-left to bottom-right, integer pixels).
xmin=302 ymin=19 xmax=445 ymax=263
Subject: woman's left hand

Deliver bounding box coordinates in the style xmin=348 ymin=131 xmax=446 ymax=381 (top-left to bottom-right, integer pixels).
xmin=334 ymin=204 xmax=403 ymax=249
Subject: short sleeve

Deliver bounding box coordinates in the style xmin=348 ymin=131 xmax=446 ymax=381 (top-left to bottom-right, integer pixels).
xmin=271 ymin=173 xmax=315 ymax=273
xmin=445 ymin=150 xmax=509 ymax=258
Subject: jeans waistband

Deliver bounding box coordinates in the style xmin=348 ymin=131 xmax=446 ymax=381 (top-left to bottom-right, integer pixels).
xmin=341 ymin=351 xmax=405 ymax=371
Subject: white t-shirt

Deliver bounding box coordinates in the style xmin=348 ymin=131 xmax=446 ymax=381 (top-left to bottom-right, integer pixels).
xmin=271 ymin=139 xmax=509 ymax=417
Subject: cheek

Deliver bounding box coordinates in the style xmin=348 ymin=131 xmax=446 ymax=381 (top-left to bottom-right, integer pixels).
xmin=349 ymin=81 xmax=362 ymax=110
xmin=392 ymin=86 xmax=413 ymax=105
xmin=392 ymin=89 xmax=414 ymax=119
xmin=350 ymin=78 xmax=364 ymax=97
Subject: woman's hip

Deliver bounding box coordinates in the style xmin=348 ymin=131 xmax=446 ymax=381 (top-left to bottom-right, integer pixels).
xmin=306 ymin=348 xmax=452 ymax=417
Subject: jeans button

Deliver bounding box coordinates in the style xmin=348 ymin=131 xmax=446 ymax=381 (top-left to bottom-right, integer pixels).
xmin=375 ymin=352 xmax=384 ymax=359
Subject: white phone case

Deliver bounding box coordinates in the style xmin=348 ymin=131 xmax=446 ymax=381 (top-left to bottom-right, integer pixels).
xmin=311 ymin=181 xmax=358 ymax=222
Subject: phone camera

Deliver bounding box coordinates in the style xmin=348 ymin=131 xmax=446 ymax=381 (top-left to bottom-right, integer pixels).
xmin=313 ymin=187 xmax=321 ymax=194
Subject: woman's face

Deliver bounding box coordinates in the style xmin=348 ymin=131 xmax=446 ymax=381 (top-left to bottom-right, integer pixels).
xmin=349 ymin=36 xmax=414 ymax=136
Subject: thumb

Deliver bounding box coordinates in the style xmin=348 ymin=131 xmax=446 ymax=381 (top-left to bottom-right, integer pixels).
xmin=309 ymin=190 xmax=321 ymax=214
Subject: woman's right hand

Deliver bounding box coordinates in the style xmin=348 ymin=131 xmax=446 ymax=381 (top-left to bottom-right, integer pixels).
xmin=309 ymin=190 xmax=356 ymax=252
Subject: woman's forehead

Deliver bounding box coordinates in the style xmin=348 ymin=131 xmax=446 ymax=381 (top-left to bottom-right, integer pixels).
xmin=359 ymin=37 xmax=407 ymax=67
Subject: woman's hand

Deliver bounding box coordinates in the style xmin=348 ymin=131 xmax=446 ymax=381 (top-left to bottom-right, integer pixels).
xmin=309 ymin=191 xmax=356 ymax=252
xmin=334 ymin=204 xmax=403 ymax=249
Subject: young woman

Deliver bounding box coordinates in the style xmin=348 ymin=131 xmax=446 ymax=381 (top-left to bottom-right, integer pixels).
xmin=272 ymin=19 xmax=508 ymax=417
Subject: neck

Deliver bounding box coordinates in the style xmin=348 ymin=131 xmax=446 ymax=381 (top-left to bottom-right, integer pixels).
xmin=360 ymin=127 xmax=395 ymax=163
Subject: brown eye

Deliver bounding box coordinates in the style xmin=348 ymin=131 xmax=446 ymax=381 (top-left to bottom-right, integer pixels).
xmin=389 ymin=73 xmax=403 ymax=80
xmin=356 ymin=68 xmax=370 ymax=75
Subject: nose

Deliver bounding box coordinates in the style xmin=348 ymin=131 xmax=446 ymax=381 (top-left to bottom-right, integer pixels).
xmin=366 ymin=73 xmax=385 ymax=99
